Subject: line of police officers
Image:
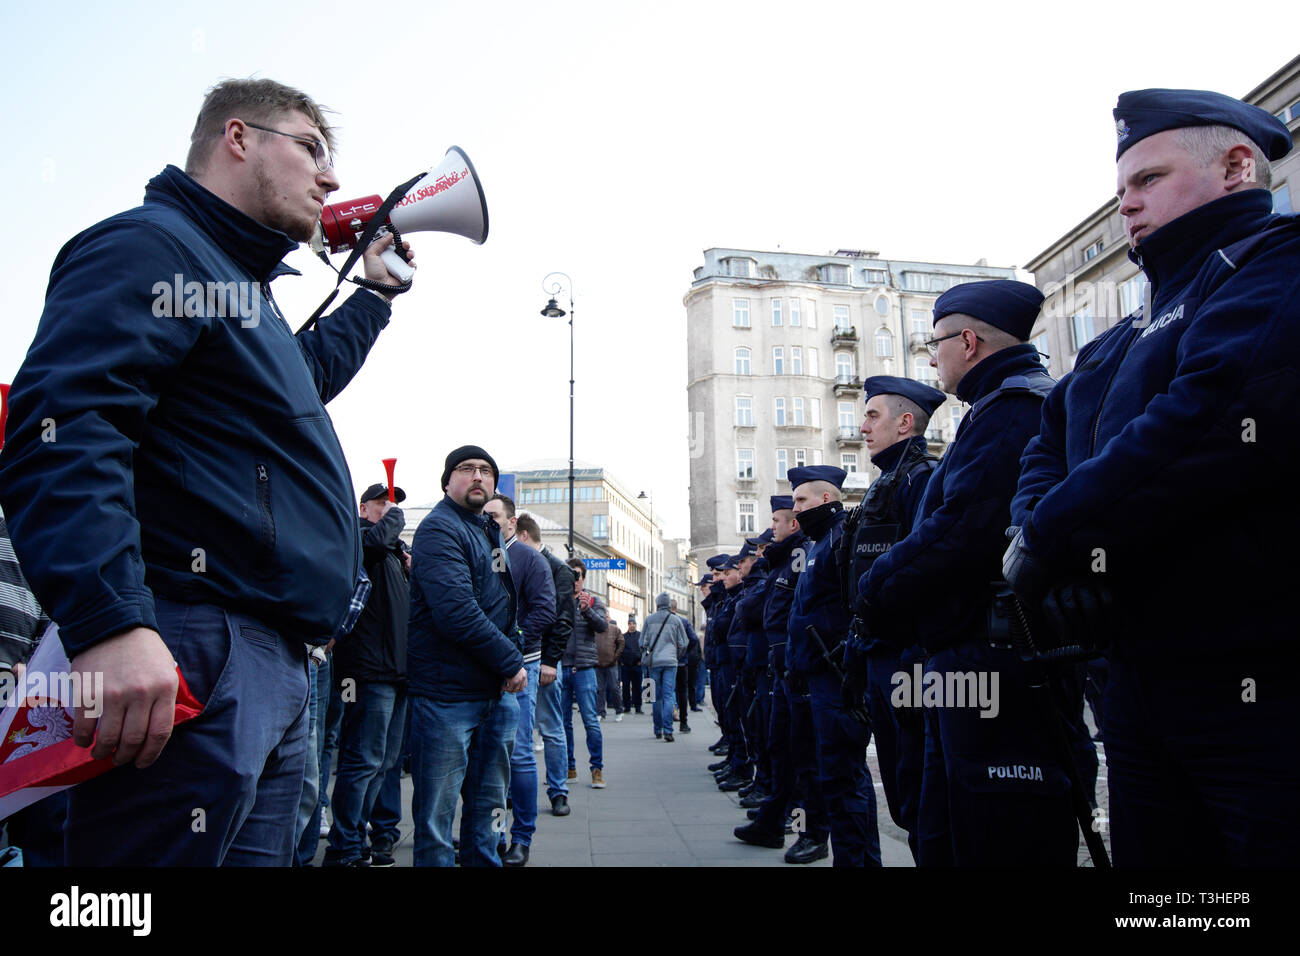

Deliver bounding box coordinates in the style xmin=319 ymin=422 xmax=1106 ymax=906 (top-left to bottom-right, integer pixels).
xmin=695 ymin=87 xmax=1300 ymax=867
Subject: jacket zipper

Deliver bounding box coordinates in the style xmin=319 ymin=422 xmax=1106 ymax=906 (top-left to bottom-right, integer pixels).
xmin=255 ymin=462 xmax=276 ymax=560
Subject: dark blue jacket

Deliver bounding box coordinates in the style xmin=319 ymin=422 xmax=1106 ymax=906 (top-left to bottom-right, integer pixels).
xmin=762 ymin=531 xmax=807 ymax=670
xmin=786 ymin=508 xmax=851 ymax=674
xmin=727 ymin=559 xmax=770 ymax=669
xmin=1013 ymin=190 xmax=1300 ymax=658
xmin=505 ymin=537 xmax=556 ymax=663
xmin=702 ymin=588 xmax=722 ymax=667
xmin=710 ymin=585 xmax=741 ymax=667
xmin=407 ymin=495 xmax=522 ymax=701
xmin=0 ymin=166 xmax=390 ymax=655
xmin=863 ymin=345 xmax=1055 ymax=651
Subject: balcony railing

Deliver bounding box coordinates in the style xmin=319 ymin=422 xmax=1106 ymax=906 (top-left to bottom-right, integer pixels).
xmin=836 ymin=426 xmax=863 ymax=444
xmin=908 ymin=332 xmax=930 ymax=353
xmin=831 ymin=325 xmax=857 ymax=346
xmin=833 ymin=375 xmax=861 ymax=394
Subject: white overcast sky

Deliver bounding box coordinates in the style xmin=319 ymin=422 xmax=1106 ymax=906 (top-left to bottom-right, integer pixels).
xmin=1 ymin=1 xmax=1293 ymax=539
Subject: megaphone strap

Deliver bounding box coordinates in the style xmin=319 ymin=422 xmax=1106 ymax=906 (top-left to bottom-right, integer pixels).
xmin=297 ymin=171 xmax=425 ymax=333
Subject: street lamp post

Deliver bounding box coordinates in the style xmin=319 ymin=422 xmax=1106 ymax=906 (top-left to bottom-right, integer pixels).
xmin=637 ymin=489 xmax=655 ymax=604
xmin=541 ymin=273 xmax=575 ymax=556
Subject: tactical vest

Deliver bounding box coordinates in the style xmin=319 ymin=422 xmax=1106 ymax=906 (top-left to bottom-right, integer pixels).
xmin=839 ymin=439 xmax=939 ymax=610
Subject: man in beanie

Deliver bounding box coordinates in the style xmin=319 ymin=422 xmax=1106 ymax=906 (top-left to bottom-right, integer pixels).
xmin=408 ymin=445 xmax=526 ymax=866
xmin=322 ymin=481 xmax=409 ymax=866
xmin=858 ymin=279 xmax=1079 ymax=867
xmin=1008 ymin=89 xmax=1300 ymax=865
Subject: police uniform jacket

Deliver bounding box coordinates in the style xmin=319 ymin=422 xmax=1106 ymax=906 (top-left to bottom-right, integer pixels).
xmin=862 ymin=345 xmax=1055 ymax=651
xmin=785 ymin=508 xmax=851 ymax=675
xmin=761 ymin=530 xmax=807 ymax=672
xmin=1013 ymin=190 xmax=1300 ymax=658
xmin=727 ymin=558 xmax=770 ymax=670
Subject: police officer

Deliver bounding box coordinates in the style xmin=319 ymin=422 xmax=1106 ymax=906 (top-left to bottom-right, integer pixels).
xmin=741 ymin=528 xmax=776 ymax=804
xmin=718 ymin=546 xmax=763 ymax=791
xmin=708 ymin=556 xmax=745 ymax=787
xmin=734 ymin=495 xmax=832 ymax=863
xmin=702 ymin=556 xmax=730 ymax=756
xmin=1006 ymin=90 xmax=1300 ymax=866
xmin=785 ymin=465 xmax=881 ymax=867
xmin=858 ymin=279 xmax=1079 ymax=867
xmin=840 ymin=376 xmax=945 ymax=863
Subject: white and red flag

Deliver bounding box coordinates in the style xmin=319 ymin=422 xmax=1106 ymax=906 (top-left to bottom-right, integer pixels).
xmin=0 ymin=624 xmax=202 ymax=820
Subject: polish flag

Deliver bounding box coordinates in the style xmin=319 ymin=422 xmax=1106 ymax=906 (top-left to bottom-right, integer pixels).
xmin=0 ymin=624 xmax=202 ymax=820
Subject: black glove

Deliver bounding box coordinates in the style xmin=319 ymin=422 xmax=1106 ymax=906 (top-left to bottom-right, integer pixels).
xmin=840 ymin=637 xmax=870 ymax=714
xmin=1041 ymin=579 xmax=1115 ymax=655
xmin=1003 ymin=525 xmax=1050 ymax=605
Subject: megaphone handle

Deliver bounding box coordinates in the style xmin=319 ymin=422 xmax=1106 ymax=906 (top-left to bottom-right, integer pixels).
xmin=374 ymin=226 xmax=416 ymax=282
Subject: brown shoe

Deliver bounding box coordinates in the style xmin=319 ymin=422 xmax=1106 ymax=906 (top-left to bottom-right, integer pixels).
xmin=590 ymin=769 xmax=607 ymax=789
xmin=567 ymin=768 xmax=578 ymax=781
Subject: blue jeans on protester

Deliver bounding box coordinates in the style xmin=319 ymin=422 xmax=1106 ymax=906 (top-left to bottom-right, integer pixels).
xmin=410 ymin=692 xmax=519 ymax=867
xmin=649 ymin=664 xmax=678 ymax=736
xmin=695 ymin=659 xmax=707 ymax=706
xmin=369 ymin=699 xmax=409 ymax=850
xmin=509 ymin=659 xmax=542 ymax=847
xmin=64 ymin=600 xmax=309 ymax=865
xmin=562 ymin=665 xmax=603 ymax=772
xmin=293 ymin=653 xmax=323 ymax=865
xmin=326 ymin=681 xmax=406 ymax=863
xmin=535 ymin=664 xmax=568 ymax=799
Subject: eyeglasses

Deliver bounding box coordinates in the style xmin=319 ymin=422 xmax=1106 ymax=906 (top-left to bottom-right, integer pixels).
xmin=923 ymin=330 xmax=983 ymax=357
xmin=244 ymin=122 xmax=332 ymax=172
xmin=453 ymin=464 xmax=494 ymax=478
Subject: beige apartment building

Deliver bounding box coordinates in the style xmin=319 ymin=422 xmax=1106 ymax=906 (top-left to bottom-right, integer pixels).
xmin=1025 ymin=56 xmax=1300 ymax=371
xmin=685 ymin=246 xmax=1020 ymax=561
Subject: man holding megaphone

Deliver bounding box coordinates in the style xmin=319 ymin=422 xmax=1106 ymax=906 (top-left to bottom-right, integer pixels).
xmin=0 ymin=78 xmax=419 ymax=866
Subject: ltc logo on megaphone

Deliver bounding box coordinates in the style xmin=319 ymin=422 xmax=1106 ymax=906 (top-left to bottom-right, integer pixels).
xmin=312 ymin=146 xmax=488 ymax=282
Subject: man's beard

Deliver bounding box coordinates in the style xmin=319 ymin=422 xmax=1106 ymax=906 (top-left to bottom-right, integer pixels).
xmin=252 ymin=162 xmax=316 ymax=242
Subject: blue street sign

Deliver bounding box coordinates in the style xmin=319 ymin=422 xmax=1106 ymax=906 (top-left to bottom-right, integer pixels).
xmin=583 ymin=558 xmax=627 ymax=570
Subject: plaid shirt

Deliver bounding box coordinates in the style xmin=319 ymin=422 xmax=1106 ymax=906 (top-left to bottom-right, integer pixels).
xmin=1 ymin=516 xmax=49 ymax=669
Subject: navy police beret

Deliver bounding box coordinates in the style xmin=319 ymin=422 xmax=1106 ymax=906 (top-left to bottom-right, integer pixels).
xmin=863 ymin=375 xmax=947 ymax=416
xmin=696 ymin=573 xmax=712 ymax=587
xmin=933 ymin=279 xmax=1044 ymax=341
xmin=745 ymin=528 xmax=775 ymax=547
xmin=787 ymin=465 xmax=847 ymax=491
xmin=770 ymin=495 xmax=794 ymax=513
xmin=1114 ymin=88 xmax=1292 ymax=162
xmin=706 ymin=554 xmax=730 ymax=570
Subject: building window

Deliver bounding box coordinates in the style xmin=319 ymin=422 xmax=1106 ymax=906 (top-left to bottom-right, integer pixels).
xmin=792 ymin=397 xmax=805 ymax=426
xmin=593 ymin=514 xmax=608 ymax=538
xmin=841 ymin=452 xmax=859 ymax=473
xmin=875 ymin=327 xmax=893 ymax=357
xmin=791 ymin=346 xmax=803 ymax=376
xmin=821 ymin=264 xmax=849 ymax=284
xmin=1276 ymin=98 xmax=1300 ymax=123
xmin=733 ymin=298 xmax=750 ymax=327
xmin=866 ymin=269 xmax=887 ymax=285
xmin=1083 ymin=239 xmax=1103 ymax=261
xmin=909 ymin=309 xmax=929 ymax=336
xmin=810 ymin=397 xmax=820 ymax=428
xmin=806 ymin=301 xmax=817 ymax=329
xmin=772 ymin=347 xmax=784 ymax=375
xmin=1031 ymin=332 xmax=1050 ymax=368
xmin=838 ymin=401 xmax=856 ymax=428
xmin=807 ymin=347 xmax=819 ymax=377
xmin=737 ymin=448 xmax=754 ymax=480
xmin=595 ymin=487 xmax=604 ymax=501
xmin=1071 ymin=309 xmax=1096 ymax=352
xmin=951 ymin=406 xmax=963 ymax=434
xmin=726 ymin=257 xmax=755 ymax=278
xmin=794 ymin=448 xmax=807 ymax=468
xmin=833 ymin=305 xmax=852 ymax=331
xmin=790 ymin=299 xmax=801 ymax=327
xmin=772 ymin=299 xmax=783 ymax=326
xmin=1119 ymin=274 xmax=1148 ymax=318
xmin=1273 ymin=185 xmax=1293 ymax=215
xmin=738 ymin=501 xmax=756 ymax=534
xmin=580 ymin=486 xmax=593 ymax=501
xmin=774 ymin=397 xmax=787 ymax=427
xmin=835 ymin=352 xmax=854 ymax=382
xmin=734 ymin=347 xmax=751 ymax=375
xmin=914 ymin=357 xmax=936 ymax=384
xmin=550 ymin=488 xmax=562 ymax=503
xmin=735 ymin=396 xmax=753 ymax=426
xmin=776 ymin=449 xmax=789 ymax=480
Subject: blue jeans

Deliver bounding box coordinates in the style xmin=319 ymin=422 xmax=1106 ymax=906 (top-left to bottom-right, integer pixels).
xmin=64 ymin=600 xmax=309 ymax=865
xmin=649 ymin=664 xmax=678 ymax=735
xmin=562 ymin=665 xmax=603 ymax=771
xmin=326 ymin=681 xmax=407 ymax=861
xmin=410 ymin=693 xmax=519 ymax=867
xmin=536 ymin=665 xmax=568 ymax=799
xmin=509 ymin=660 xmax=541 ymax=846
xmin=293 ymin=654 xmax=325 ymax=865
xmin=370 ymin=701 xmax=410 ymax=849
xmin=695 ymin=658 xmax=707 ymax=705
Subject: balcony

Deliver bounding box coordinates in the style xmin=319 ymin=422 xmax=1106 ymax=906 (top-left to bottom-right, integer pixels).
xmin=908 ymin=332 xmax=930 ymax=353
xmin=831 ymin=325 xmax=857 ymax=347
xmin=833 ymin=375 xmax=862 ymax=396
xmin=835 ymin=426 xmax=863 ymax=445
